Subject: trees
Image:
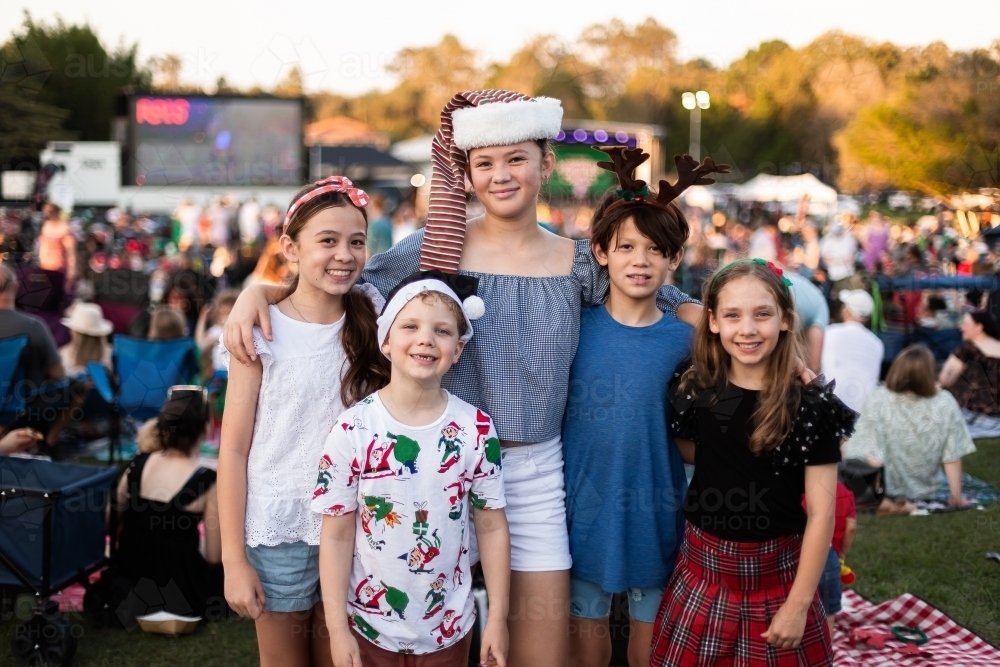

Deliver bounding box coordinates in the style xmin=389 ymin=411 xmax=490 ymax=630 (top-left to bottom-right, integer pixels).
xmin=1 ymin=12 xmax=151 ymax=167
xmin=4 ymin=13 xmax=151 ymax=141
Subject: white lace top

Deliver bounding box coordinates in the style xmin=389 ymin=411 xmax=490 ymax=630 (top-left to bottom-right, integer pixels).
xmin=220 ymin=305 xmax=347 ymax=547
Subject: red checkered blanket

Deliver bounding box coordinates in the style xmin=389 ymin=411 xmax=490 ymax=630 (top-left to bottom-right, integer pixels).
xmin=834 ymin=589 xmax=1000 ymax=665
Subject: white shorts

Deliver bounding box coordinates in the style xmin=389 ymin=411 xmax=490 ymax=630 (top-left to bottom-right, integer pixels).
xmin=472 ymin=436 xmax=572 ymax=572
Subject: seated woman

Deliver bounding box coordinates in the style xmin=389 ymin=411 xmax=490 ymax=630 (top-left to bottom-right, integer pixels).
xmin=114 ymin=386 xmax=222 ymax=621
xmin=939 ymin=310 xmax=1000 ymax=438
xmin=59 ymin=302 xmax=113 ymax=376
xmin=847 ymin=344 xmax=976 ymax=515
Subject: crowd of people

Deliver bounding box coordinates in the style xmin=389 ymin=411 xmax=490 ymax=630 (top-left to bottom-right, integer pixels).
xmin=2 ymin=89 xmax=1000 ymax=667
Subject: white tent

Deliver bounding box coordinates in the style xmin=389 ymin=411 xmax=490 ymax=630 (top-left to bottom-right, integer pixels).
xmin=390 ymin=135 xmax=434 ymax=166
xmin=733 ymin=173 xmax=838 ymax=205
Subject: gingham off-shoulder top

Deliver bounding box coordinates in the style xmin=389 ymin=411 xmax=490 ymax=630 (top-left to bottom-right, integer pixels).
xmin=363 ymin=230 xmax=699 ymax=443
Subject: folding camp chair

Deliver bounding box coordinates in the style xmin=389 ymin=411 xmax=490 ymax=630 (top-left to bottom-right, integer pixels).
xmin=86 ymin=336 xmax=199 ymax=462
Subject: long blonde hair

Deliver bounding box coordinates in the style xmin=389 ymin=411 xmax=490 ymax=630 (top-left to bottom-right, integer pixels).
xmin=67 ymin=330 xmax=109 ymax=368
xmin=680 ymin=260 xmax=804 ymax=454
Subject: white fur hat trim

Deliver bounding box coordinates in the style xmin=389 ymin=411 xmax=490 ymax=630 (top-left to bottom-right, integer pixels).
xmin=452 ymin=97 xmax=563 ymax=151
xmin=377 ymin=279 xmax=474 ymax=357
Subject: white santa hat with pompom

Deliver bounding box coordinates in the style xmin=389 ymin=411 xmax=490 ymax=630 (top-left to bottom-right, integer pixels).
xmin=377 ymin=271 xmax=484 ymax=356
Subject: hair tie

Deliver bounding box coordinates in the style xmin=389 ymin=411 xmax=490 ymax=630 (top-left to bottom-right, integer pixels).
xmin=710 ymin=258 xmax=793 ymax=293
xmin=283 ymin=175 xmax=369 ymax=231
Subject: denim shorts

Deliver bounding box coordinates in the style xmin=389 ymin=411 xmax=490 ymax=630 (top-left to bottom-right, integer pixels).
xmin=817 ymin=545 xmax=842 ymax=616
xmin=569 ymin=578 xmax=664 ymax=624
xmin=245 ymin=541 xmax=320 ymax=613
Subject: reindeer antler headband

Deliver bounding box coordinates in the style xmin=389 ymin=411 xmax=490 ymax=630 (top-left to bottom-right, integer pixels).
xmin=595 ymin=147 xmax=731 ymax=215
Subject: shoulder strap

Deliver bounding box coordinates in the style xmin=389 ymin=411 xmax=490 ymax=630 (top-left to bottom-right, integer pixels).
xmin=125 ymin=453 xmax=151 ymax=503
xmin=171 ymin=467 xmax=217 ymax=506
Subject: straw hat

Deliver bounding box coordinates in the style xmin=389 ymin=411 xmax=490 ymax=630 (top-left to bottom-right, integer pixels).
xmin=61 ymin=302 xmax=113 ymax=337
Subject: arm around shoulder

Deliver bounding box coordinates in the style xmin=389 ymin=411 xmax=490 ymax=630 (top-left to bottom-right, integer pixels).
xmin=222 ymin=285 xmax=286 ymax=364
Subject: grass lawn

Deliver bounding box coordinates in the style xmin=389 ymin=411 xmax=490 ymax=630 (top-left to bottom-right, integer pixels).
xmin=4 ymin=442 xmax=1000 ymax=664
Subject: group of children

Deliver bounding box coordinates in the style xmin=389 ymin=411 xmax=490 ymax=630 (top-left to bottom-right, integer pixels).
xmin=217 ymin=92 xmax=856 ymax=667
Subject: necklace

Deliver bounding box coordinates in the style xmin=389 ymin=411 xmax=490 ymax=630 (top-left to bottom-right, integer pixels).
xmin=288 ymin=295 xmax=312 ymax=323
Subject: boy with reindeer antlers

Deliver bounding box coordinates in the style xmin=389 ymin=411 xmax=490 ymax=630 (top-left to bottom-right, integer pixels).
xmin=563 ymin=148 xmax=730 ymax=667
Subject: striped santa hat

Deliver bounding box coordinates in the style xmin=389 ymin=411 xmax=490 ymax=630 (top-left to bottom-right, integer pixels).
xmin=420 ymin=90 xmax=563 ymax=272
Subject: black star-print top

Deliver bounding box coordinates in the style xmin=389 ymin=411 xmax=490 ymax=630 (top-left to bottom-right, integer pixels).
xmin=669 ymin=363 xmax=856 ymax=541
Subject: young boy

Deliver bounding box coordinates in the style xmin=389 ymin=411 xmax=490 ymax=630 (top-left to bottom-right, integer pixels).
xmin=563 ymin=188 xmax=694 ymax=667
xmin=313 ymin=273 xmax=510 ymax=667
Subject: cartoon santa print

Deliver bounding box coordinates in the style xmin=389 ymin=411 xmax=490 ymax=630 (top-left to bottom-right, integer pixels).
xmin=312 ymin=454 xmax=336 ymax=499
xmin=444 ymin=470 xmax=471 ymax=520
xmin=386 ymin=432 xmax=420 ymax=478
xmin=361 ymin=494 xmax=402 ymax=551
xmin=347 ymin=455 xmax=360 ymax=487
xmin=423 ymin=573 xmax=448 ymax=619
xmin=438 ymin=422 xmax=464 ymax=473
xmin=341 ymin=415 xmax=366 ymax=432
xmin=350 ymin=575 xmax=409 ymax=620
xmin=453 ymin=545 xmax=469 ymax=587
xmin=362 ymin=434 xmax=396 ymax=480
xmin=473 ymin=410 xmax=502 ymax=480
xmin=400 ymin=529 xmax=442 ymax=574
xmin=430 ymin=609 xmax=463 ymax=645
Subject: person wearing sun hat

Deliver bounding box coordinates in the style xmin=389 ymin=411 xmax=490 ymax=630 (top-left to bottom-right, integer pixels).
xmin=224 ymin=90 xmax=702 ymax=667
xmin=59 ymin=302 xmax=114 ymax=376
xmin=821 ymin=289 xmax=884 ymax=412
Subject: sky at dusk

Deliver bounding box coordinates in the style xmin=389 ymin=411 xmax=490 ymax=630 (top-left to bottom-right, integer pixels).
xmin=2 ymin=0 xmax=998 ymax=95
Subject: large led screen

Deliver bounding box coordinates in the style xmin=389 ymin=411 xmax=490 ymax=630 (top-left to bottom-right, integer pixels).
xmin=128 ymin=96 xmax=303 ymax=186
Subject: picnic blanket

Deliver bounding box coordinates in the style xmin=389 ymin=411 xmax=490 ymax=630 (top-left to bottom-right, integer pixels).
xmin=913 ymin=472 xmax=1000 ymax=513
xmin=912 ymin=473 xmax=1000 ymax=513
xmin=834 ymin=589 xmax=1000 ymax=665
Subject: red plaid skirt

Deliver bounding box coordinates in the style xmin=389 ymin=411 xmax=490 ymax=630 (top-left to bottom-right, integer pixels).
xmin=650 ymin=523 xmax=832 ymax=667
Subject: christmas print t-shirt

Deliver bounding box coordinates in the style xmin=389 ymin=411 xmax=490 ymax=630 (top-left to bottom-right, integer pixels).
xmin=311 ymin=390 xmax=506 ymax=655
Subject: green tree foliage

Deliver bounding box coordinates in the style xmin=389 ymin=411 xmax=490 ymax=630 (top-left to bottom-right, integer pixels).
xmin=0 ymin=83 xmax=75 ymax=166
xmin=2 ymin=12 xmax=152 ymax=148
xmin=303 ymin=21 xmax=997 ymax=194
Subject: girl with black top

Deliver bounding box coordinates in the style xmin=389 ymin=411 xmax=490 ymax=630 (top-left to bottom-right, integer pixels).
xmin=650 ymin=260 xmax=855 ymax=667
xmin=114 ymin=386 xmax=222 ymax=621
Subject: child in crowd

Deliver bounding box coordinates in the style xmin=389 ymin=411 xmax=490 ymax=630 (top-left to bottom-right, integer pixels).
xmin=218 ymin=177 xmax=388 ymax=667
xmin=651 ymin=259 xmax=856 ymax=666
xmin=809 ymin=481 xmax=857 ymax=633
xmin=196 ymin=289 xmax=239 ymax=376
xmin=314 ymin=272 xmax=510 ymax=667
xmin=563 ymin=149 xmax=726 ymax=667
xmin=148 ymin=305 xmax=187 ymax=340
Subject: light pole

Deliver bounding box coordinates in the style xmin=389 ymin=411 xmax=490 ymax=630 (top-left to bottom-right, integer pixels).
xmin=681 ymin=91 xmax=710 ymax=161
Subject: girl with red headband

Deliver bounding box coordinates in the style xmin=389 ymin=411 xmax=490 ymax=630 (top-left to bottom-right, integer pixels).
xmin=224 ymin=92 xmax=701 ymax=667
xmin=217 ymin=177 xmax=389 ymax=667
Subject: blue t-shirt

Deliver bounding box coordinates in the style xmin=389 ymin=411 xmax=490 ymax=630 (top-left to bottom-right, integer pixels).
xmin=563 ymin=305 xmax=692 ymax=592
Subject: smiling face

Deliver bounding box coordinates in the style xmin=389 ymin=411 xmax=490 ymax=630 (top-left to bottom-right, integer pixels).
xmin=281 ymin=205 xmax=367 ymax=296
xmin=467 ymin=141 xmax=554 ymax=220
xmin=593 ymin=217 xmax=681 ymax=303
xmin=708 ymin=275 xmax=790 ymax=386
xmin=381 ymin=294 xmax=465 ymax=385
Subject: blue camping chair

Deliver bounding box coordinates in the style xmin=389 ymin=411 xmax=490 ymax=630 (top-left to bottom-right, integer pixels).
xmin=87 ymin=336 xmax=199 ymax=461
xmin=0 ymin=335 xmax=29 ymax=424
